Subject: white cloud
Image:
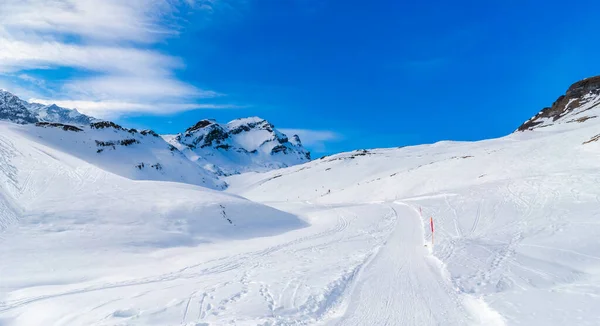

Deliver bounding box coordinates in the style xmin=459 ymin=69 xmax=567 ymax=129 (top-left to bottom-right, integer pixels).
xmin=29 ymin=98 xmax=239 ymax=119
xmin=17 ymin=73 xmax=45 ymax=87
xmin=0 ymin=38 xmax=180 ymax=76
xmin=62 ymin=76 xmax=218 ymax=101
xmin=280 ymin=128 xmax=342 ymax=153
xmin=0 ymin=0 xmax=181 ymax=43
xmin=0 ymin=78 xmax=43 ymax=99
xmin=0 ymin=0 xmax=230 ymax=117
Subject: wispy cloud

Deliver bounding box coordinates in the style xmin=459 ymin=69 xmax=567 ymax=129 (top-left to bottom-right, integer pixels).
xmin=0 ymin=0 xmax=229 ymax=117
xmin=280 ymin=128 xmax=342 ymax=153
xmin=29 ymin=98 xmax=239 ymax=119
xmin=0 ymin=0 xmax=179 ymax=42
xmin=16 ymin=73 xmax=46 ymax=87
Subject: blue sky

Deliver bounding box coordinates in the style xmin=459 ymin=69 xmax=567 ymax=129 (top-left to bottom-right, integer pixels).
xmin=1 ymin=0 xmax=599 ymax=155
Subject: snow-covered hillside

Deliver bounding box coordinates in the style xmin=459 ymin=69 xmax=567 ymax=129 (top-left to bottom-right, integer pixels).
xmin=226 ymin=91 xmax=600 ymax=325
xmin=0 ymin=122 xmax=306 ymax=325
xmin=1 ymin=121 xmax=226 ymax=189
xmin=1 ymin=77 xmax=599 ymax=325
xmin=165 ymin=117 xmax=311 ymax=175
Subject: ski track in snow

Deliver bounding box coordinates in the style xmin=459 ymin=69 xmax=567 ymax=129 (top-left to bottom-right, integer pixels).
xmin=0 ymin=200 xmax=397 ymax=325
xmin=1 ymin=200 xmax=502 ymax=325
xmin=2 ymin=105 xmax=600 ymax=325
xmin=329 ymin=202 xmax=504 ymax=326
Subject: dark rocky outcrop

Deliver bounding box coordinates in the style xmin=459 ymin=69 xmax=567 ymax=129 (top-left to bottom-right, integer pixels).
xmin=95 ymin=139 xmax=140 ymax=148
xmin=35 ymin=122 xmax=83 ymax=132
xmin=90 ymin=121 xmax=126 ymax=131
xmin=583 ymin=134 xmax=600 ymax=145
xmin=186 ymin=119 xmax=215 ymax=133
xmin=140 ymin=129 xmax=159 ymax=137
xmin=518 ymin=76 xmax=600 ymax=131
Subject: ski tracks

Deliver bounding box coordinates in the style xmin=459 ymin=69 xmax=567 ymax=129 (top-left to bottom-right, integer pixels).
xmin=0 ymin=202 xmax=385 ymax=325
xmin=1 ymin=200 xmax=505 ymax=325
xmin=332 ymin=202 xmax=505 ymax=326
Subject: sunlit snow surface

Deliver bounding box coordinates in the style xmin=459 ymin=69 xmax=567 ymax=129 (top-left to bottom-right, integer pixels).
xmin=1 ymin=104 xmax=600 ymax=325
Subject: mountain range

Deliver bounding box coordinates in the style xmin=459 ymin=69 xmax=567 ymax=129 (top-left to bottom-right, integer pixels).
xmin=0 ymin=89 xmax=95 ymax=125
xmin=0 ymin=89 xmax=311 ymax=182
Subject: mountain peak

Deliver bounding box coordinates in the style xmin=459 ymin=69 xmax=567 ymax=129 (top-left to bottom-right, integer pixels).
xmin=518 ymin=75 xmax=600 ymax=131
xmin=291 ymin=134 xmax=302 ymax=146
xmin=185 ymin=119 xmax=217 ymax=133
xmin=227 ymin=116 xmax=267 ymax=126
xmin=168 ymin=117 xmax=311 ymax=175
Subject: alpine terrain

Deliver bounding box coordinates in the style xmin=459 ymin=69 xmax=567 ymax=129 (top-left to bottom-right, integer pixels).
xmin=164 ymin=117 xmax=311 ymax=176
xmin=0 ymin=90 xmax=311 ymax=181
xmin=0 ymin=76 xmax=599 ymax=326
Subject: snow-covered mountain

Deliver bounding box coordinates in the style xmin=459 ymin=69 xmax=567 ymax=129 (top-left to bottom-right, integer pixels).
xmin=165 ymin=117 xmax=311 ymax=175
xmin=518 ymin=75 xmax=600 ymax=131
xmin=0 ymin=89 xmax=38 ymax=124
xmin=28 ymin=103 xmax=97 ymax=125
xmin=0 ymin=89 xmax=96 ymax=126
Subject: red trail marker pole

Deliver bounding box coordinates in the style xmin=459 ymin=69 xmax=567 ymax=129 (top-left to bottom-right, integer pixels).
xmin=430 ymin=217 xmax=434 ymax=245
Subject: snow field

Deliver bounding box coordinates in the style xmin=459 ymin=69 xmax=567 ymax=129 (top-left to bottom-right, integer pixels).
xmin=1 ymin=104 xmax=600 ymax=324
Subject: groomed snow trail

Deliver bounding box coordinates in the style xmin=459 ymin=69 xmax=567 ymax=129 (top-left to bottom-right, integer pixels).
xmin=332 ymin=203 xmax=505 ymax=326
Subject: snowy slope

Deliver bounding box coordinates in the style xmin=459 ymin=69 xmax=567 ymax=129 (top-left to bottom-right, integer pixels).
xmin=1 ymin=78 xmax=600 ymax=325
xmin=227 ymin=104 xmax=600 ymax=325
xmin=332 ymin=203 xmax=503 ymax=325
xmin=4 ymin=121 xmax=226 ymax=189
xmin=165 ymin=117 xmax=311 ymax=175
xmin=0 ymin=123 xmax=306 ymax=325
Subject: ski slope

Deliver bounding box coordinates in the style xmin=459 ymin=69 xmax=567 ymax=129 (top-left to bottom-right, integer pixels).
xmin=331 ymin=203 xmax=503 ymax=326
xmin=1 ymin=103 xmax=600 ymax=325
xmin=0 ymin=121 xmax=309 ymax=325
xmin=227 ymin=107 xmax=600 ymax=325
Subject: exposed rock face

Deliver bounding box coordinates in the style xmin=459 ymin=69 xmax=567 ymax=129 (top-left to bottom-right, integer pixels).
xmin=35 ymin=122 xmax=84 ymax=132
xmin=518 ymin=76 xmax=600 ymax=131
xmin=291 ymin=134 xmax=302 ymax=146
xmin=186 ymin=119 xmax=216 ymax=133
